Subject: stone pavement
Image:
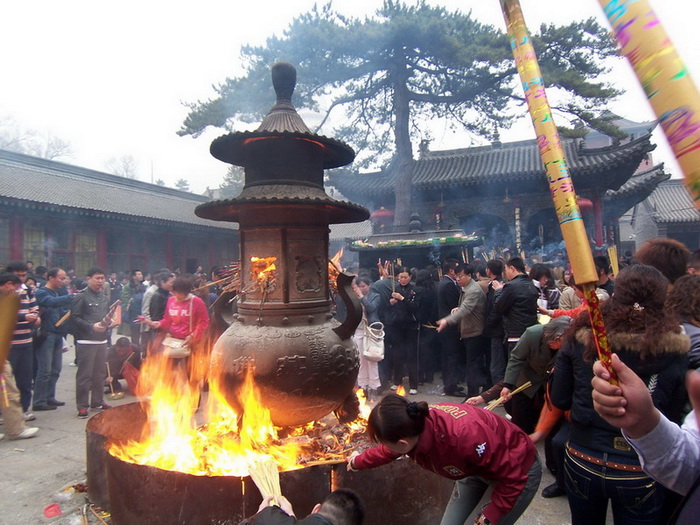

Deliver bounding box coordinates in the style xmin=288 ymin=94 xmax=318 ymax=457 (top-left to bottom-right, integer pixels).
xmin=1 ymin=348 xmax=575 ymax=524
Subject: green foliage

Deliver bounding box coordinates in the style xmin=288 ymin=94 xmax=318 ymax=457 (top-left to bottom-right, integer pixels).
xmin=219 ymin=165 xmax=244 ymax=198
xmin=174 ymin=178 xmax=191 ymax=192
xmin=179 ymin=1 xmax=622 ymax=223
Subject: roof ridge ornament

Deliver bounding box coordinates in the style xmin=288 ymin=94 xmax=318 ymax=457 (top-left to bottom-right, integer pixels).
xmin=257 ymin=62 xmax=310 ymax=134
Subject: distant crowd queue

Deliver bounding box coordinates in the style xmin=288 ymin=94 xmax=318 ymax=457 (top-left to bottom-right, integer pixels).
xmin=2 ymin=238 xmax=700 ymax=524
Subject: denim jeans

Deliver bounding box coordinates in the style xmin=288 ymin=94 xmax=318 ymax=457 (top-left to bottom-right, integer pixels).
xmin=33 ymin=332 xmax=64 ymax=406
xmin=8 ymin=343 xmax=34 ymax=412
xmin=440 ymin=454 xmax=542 ymax=525
xmin=564 ymin=444 xmax=665 ymax=525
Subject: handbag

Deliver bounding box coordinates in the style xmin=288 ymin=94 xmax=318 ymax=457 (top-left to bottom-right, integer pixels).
xmin=363 ymin=321 xmax=385 ymax=362
xmin=162 ymin=297 xmax=193 ymax=358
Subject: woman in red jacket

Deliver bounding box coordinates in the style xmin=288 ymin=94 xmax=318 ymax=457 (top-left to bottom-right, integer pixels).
xmin=348 ymin=394 xmax=541 ymax=525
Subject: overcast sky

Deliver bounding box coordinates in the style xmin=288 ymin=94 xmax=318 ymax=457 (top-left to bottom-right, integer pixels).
xmin=2 ymin=0 xmax=698 ymax=194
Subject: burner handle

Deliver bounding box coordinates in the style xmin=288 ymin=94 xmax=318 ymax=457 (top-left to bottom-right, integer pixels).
xmin=332 ymin=272 xmax=362 ymax=340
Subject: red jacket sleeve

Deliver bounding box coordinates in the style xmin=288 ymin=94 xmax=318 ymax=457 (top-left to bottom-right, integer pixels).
xmin=352 ymin=444 xmax=401 ymax=470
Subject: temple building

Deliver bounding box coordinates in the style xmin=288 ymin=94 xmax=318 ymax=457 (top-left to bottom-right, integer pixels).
xmin=329 ymin=118 xmax=672 ymax=256
xmin=0 ymin=149 xmax=239 ymax=275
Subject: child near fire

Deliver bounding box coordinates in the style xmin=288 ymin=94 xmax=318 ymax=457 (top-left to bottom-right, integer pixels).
xmin=347 ymin=394 xmax=541 ymax=525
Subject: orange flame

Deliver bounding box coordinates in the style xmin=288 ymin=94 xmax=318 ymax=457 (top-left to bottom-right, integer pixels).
xmin=109 ymin=346 xmax=371 ymax=476
xmin=328 ymin=248 xmax=344 ymax=293
xmin=396 ymin=385 xmax=406 ymax=396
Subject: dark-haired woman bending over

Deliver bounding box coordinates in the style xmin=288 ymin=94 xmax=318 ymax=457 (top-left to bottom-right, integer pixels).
xmin=348 ymin=394 xmax=541 ymax=524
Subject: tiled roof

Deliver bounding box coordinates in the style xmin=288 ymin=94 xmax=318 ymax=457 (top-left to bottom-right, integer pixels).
xmin=603 ymin=165 xmax=670 ymax=220
xmin=0 ymin=149 xmax=235 ymax=230
xmin=329 ymin=134 xmax=655 ymax=201
xmin=645 ymin=179 xmax=700 ymax=224
xmin=329 ymin=220 xmax=373 ymax=242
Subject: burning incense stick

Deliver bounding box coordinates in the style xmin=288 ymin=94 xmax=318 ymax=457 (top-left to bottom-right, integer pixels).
xmin=597 ymin=0 xmax=699 ymax=206
xmin=485 ymin=381 xmax=533 ymax=411
xmin=248 ymin=458 xmax=282 ymax=506
xmin=499 ymin=0 xmax=616 ymax=383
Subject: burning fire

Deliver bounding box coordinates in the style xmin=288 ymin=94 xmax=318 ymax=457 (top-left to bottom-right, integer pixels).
xmin=108 ymin=348 xmax=373 ymax=477
xmin=328 ymin=248 xmax=343 ymax=292
xmin=249 ymin=256 xmax=277 ymax=294
xmin=396 ymin=385 xmax=406 ymax=396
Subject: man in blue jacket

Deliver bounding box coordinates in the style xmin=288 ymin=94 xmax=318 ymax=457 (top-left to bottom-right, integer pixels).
xmin=33 ymin=268 xmax=74 ymax=411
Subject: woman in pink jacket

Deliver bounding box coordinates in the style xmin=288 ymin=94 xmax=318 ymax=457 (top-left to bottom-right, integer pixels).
xmin=148 ymin=276 xmax=209 ymax=350
xmin=348 ymin=394 xmax=541 ymax=525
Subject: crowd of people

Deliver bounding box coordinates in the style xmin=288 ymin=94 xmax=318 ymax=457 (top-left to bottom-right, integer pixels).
xmin=2 ymin=237 xmax=700 ymax=524
xmin=342 ymin=238 xmax=700 ymax=525
xmin=0 ymin=262 xmax=214 ymax=431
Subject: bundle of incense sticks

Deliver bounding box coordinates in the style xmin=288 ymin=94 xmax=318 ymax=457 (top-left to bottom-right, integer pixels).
xmin=248 ymin=457 xmax=282 ymax=505
xmin=484 ymin=381 xmax=533 ymax=411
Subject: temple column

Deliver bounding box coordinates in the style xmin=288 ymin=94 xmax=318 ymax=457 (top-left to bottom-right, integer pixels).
xmin=592 ymin=194 xmax=604 ymax=249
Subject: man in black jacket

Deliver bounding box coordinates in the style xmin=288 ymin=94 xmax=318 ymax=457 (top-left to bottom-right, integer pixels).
xmin=70 ymin=267 xmax=118 ymax=419
xmin=491 ymin=257 xmax=539 ymax=367
xmin=437 ymin=259 xmax=463 ymax=396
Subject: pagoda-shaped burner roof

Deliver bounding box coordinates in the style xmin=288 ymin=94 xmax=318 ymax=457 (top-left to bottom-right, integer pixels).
xmin=197 ymin=62 xmax=369 ymax=225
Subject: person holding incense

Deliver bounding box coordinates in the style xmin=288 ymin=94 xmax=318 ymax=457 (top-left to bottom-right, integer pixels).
xmin=348 ymin=393 xmax=541 ymax=525
xmin=240 ymin=489 xmax=365 ymax=525
xmin=591 ymin=354 xmax=700 ymax=525
xmin=551 ymin=264 xmax=689 ymax=525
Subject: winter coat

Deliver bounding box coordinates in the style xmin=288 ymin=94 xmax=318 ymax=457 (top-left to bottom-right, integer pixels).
xmin=158 ymin=294 xmax=209 ymax=341
xmin=493 ymin=274 xmax=539 ymax=338
xmin=149 ymin=288 xmax=170 ymax=323
xmin=443 ymin=278 xmax=485 ymax=339
xmin=437 ymin=276 xmax=460 ymax=335
xmin=682 ymin=321 xmax=700 ymax=370
xmin=503 ymin=324 xmax=556 ymax=398
xmin=352 ymin=403 xmax=537 ymax=524
xmin=360 ymin=288 xmax=381 ymax=325
xmin=35 ymin=286 xmax=73 ymax=336
xmin=385 ymin=282 xmax=418 ymax=328
xmin=551 ymin=327 xmax=689 ymax=459
xmin=484 ymin=279 xmax=505 ymax=339
xmin=69 ymin=287 xmax=111 ymax=342
xmin=239 ymin=506 xmax=332 ymax=525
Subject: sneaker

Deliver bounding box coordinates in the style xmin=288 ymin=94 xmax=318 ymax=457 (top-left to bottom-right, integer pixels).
xmin=47 ymin=399 xmax=66 ymax=406
xmin=409 ymin=389 xmax=418 ymax=395
xmin=390 ymin=385 xmax=398 ymax=391
xmin=9 ymin=427 xmax=39 ymax=440
xmin=33 ymin=404 xmax=57 ymax=411
xmin=0 ymin=433 xmax=4 ymax=440
xmin=77 ymin=409 xmax=89 ymax=419
xmin=23 ymin=412 xmax=36 ymax=421
xmin=91 ymin=403 xmax=112 ymax=410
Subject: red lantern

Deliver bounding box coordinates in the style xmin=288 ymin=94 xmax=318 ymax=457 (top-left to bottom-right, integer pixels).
xmin=369 ymin=207 xmax=395 ymax=224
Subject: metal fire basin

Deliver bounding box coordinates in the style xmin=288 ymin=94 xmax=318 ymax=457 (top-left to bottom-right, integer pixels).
xmin=87 ymin=403 xmax=454 ymax=524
